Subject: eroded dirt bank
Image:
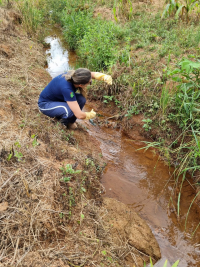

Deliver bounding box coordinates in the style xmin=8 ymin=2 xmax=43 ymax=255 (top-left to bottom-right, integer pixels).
xmin=0 ymin=7 xmax=161 ymax=267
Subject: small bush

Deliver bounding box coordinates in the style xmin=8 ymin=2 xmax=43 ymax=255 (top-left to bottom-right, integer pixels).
xmin=61 ymin=10 xmax=93 ymax=50
xmin=78 ymin=20 xmax=120 ymax=69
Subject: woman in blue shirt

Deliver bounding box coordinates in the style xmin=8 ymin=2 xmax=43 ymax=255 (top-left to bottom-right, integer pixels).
xmin=38 ymin=68 xmax=112 ymax=129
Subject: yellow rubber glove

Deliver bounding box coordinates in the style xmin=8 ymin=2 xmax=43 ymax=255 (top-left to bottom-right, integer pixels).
xmin=85 ymin=109 xmax=96 ymax=120
xmin=94 ymin=72 xmax=112 ymax=85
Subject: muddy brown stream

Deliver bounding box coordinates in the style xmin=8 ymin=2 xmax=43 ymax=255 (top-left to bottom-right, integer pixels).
xmin=44 ymin=29 xmax=200 ymax=267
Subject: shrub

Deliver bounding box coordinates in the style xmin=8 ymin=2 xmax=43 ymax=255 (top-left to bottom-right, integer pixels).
xmin=61 ymin=10 xmax=93 ymax=50
xmin=78 ymin=20 xmax=120 ymax=70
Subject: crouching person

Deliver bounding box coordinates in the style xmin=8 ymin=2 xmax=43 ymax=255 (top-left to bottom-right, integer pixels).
xmin=38 ymin=68 xmax=112 ymax=129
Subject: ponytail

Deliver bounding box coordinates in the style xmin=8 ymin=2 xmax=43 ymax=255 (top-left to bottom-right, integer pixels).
xmin=63 ymin=68 xmax=91 ymax=85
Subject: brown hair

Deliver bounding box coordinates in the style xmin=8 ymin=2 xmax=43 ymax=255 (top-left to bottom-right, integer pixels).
xmin=64 ymin=68 xmax=91 ymax=84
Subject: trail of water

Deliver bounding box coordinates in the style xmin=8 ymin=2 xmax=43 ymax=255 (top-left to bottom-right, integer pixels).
xmin=44 ymin=29 xmax=200 ymax=267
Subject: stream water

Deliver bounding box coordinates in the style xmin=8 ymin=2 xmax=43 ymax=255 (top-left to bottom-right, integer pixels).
xmin=44 ymin=29 xmax=200 ymax=267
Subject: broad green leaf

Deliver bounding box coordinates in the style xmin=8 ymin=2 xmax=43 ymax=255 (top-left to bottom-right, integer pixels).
xmin=162 ymin=3 xmax=170 ymax=18
xmin=175 ymin=5 xmax=184 ymax=19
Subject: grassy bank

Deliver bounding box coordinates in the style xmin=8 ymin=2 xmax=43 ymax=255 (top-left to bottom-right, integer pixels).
xmin=55 ymin=0 xmax=200 ymax=193
xmin=2 ymin=0 xmax=199 ymax=230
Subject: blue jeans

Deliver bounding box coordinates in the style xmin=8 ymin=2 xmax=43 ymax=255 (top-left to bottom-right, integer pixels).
xmin=38 ymin=93 xmax=86 ymax=126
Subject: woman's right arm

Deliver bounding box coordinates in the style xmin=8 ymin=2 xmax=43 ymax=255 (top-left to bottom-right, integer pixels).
xmin=67 ymin=101 xmax=86 ymax=119
xmin=67 ymin=101 xmax=96 ymax=120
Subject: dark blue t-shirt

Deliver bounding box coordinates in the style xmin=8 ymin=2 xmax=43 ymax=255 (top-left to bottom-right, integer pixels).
xmin=38 ymin=73 xmax=77 ymax=103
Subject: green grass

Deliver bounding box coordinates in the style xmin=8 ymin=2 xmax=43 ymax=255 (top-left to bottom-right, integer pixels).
xmin=15 ymin=0 xmax=45 ymax=35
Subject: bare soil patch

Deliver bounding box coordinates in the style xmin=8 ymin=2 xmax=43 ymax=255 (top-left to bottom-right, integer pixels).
xmin=93 ymin=7 xmax=115 ymax=22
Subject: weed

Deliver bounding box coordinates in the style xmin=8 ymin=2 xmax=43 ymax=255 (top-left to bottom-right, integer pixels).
xmin=101 ymin=250 xmax=107 ymax=256
xmin=166 ymin=57 xmax=200 ymax=129
xmin=31 ymin=134 xmax=39 ymax=147
xmin=59 ymin=212 xmax=64 ymax=219
xmin=60 ymin=163 xmax=81 ymax=174
xmin=162 ymin=0 xmax=200 ymax=21
xmin=125 ymin=104 xmax=140 ymax=118
xmin=60 ymin=163 xmax=82 ymax=183
xmin=16 ymin=0 xmax=44 ymax=35
xmin=61 ymin=10 xmax=93 ymax=50
xmin=142 ymin=118 xmax=152 ymax=131
xmin=103 ymin=95 xmax=114 ymax=104
xmin=85 ymin=158 xmax=95 ymax=168
xmin=78 ymin=19 xmax=121 ymax=69
xmin=160 ymin=86 xmax=172 ymax=115
xmin=68 ymin=186 xmax=75 ymax=217
xmin=7 ymin=142 xmax=24 ymax=162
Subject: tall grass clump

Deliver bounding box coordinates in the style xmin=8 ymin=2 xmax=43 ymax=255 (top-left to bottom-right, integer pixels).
xmin=15 ymin=0 xmax=45 ymax=35
xmin=61 ymin=8 xmax=128 ymax=69
xmin=61 ymin=10 xmax=93 ymax=50
xmin=166 ymin=57 xmax=200 ymax=129
xmin=45 ymin=0 xmax=67 ymax=23
xmin=77 ymin=19 xmax=125 ymax=69
xmin=162 ymin=0 xmax=200 ymax=21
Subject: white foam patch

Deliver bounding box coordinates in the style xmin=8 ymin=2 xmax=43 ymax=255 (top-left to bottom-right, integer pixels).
xmin=45 ymin=36 xmax=70 ymax=78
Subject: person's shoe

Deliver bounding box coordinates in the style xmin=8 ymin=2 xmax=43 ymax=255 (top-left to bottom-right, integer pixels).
xmin=67 ymin=122 xmax=78 ymax=130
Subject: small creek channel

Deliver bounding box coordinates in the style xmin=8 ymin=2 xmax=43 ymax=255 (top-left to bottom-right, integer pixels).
xmin=43 ymin=28 xmax=200 ymax=267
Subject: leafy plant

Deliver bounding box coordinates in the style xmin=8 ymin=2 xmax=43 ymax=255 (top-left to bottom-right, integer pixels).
xmin=167 ymin=57 xmax=200 ymax=129
xmin=162 ymin=0 xmax=200 ymax=21
xmin=61 ymin=10 xmax=93 ymax=50
xmin=46 ymin=0 xmax=67 ymax=23
xmin=60 ymin=164 xmax=82 ymax=175
xmin=78 ymin=19 xmax=120 ymax=69
xmin=142 ymin=118 xmax=152 ymax=131
xmin=7 ymin=142 xmax=24 ymax=162
xmin=60 ymin=164 xmax=82 ymax=183
xmin=103 ymin=95 xmax=114 ymax=103
xmin=113 ymin=0 xmax=134 ymax=21
xmin=162 ymin=0 xmax=180 ymax=18
xmin=85 ymin=158 xmax=95 ymax=167
xmin=31 ymin=134 xmax=39 ymax=147
xmin=125 ymin=104 xmax=140 ymax=118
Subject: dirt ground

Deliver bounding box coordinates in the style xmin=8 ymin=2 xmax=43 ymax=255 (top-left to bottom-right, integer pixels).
xmin=0 ymin=6 xmax=161 ymax=267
